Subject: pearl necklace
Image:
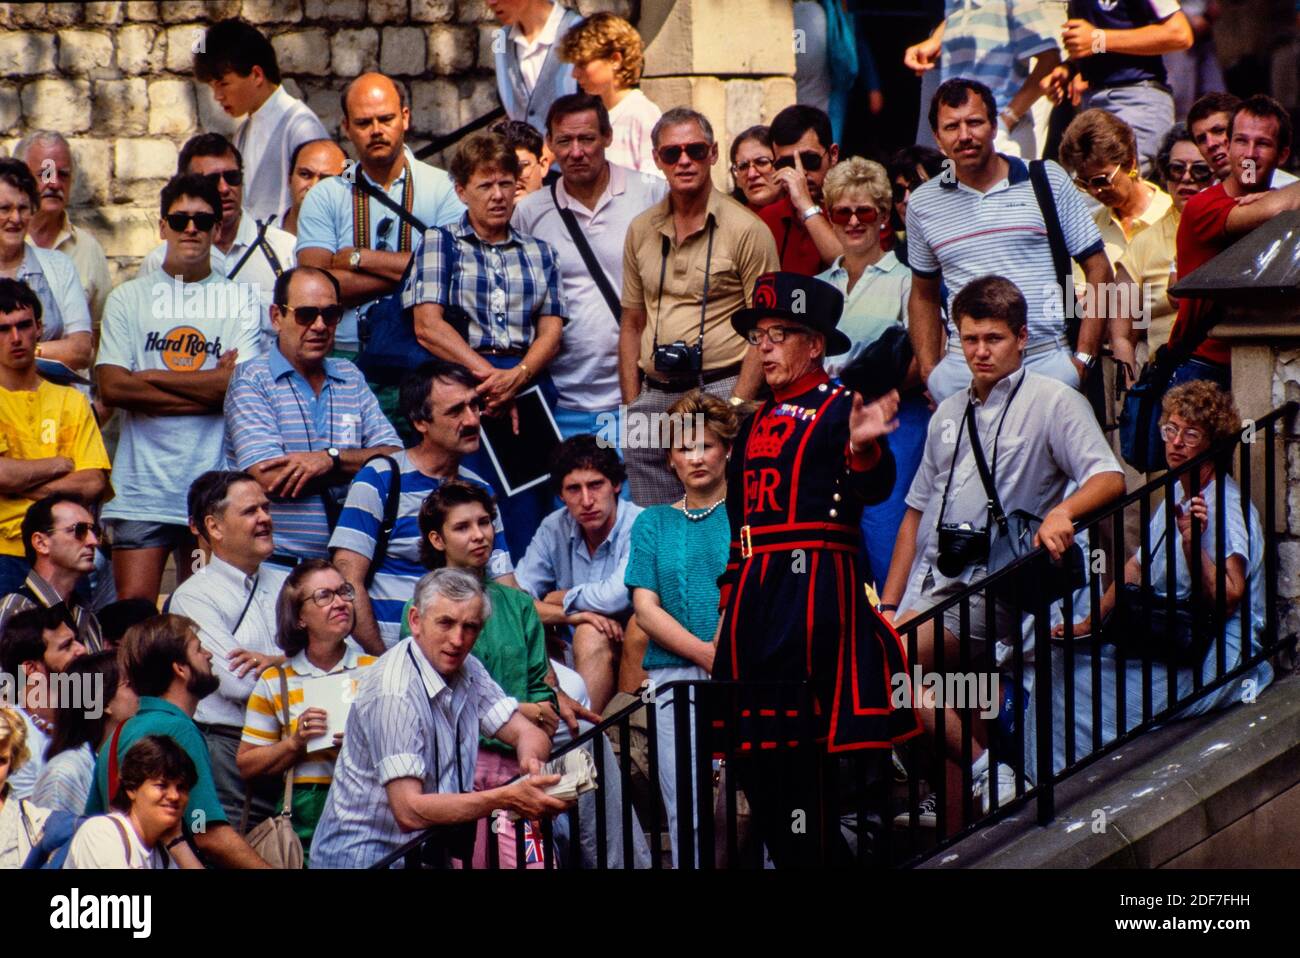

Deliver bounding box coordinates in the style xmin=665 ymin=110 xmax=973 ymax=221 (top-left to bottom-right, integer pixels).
xmin=681 ymin=494 xmax=726 ymax=521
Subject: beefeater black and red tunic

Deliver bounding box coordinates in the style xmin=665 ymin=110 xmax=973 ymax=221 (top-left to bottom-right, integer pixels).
xmin=713 ymin=368 xmax=922 ymax=752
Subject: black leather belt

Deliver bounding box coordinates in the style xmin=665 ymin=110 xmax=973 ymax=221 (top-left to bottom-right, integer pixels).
xmin=478 ymin=346 xmax=526 ymax=358
xmin=643 ymin=362 xmax=743 ymax=393
xmin=194 ymin=722 xmax=243 ymax=741
xmin=264 ymin=553 xmax=301 ymax=569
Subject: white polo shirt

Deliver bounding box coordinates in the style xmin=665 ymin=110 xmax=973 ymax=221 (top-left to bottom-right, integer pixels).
xmin=905 ymin=155 xmax=1104 ymax=342
xmin=512 ymin=163 xmax=667 ymax=409
xmin=233 ymin=84 xmax=330 ymax=224
xmin=512 ymin=0 xmax=567 ymax=91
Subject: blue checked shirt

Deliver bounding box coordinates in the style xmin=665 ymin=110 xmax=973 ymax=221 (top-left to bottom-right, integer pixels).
xmin=401 ymin=213 xmax=567 ymax=352
xmin=225 ymin=344 xmax=400 ymax=560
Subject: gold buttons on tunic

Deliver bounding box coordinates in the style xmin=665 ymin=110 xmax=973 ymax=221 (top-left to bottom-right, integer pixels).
xmin=829 ymin=508 xmax=838 ymax=518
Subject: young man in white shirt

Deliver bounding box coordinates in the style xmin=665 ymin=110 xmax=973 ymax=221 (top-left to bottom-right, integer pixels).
xmin=491 ymin=0 xmax=583 ymax=134
xmin=97 ymin=175 xmax=263 ymax=604
xmin=137 ymin=135 xmax=298 ymax=351
xmin=193 ymin=18 xmax=330 ymax=225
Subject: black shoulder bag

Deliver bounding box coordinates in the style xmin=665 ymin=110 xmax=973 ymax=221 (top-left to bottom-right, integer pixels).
xmin=549 ymin=180 xmax=620 ymax=323
xmin=965 ymin=397 xmax=1086 ymax=606
xmin=364 ymin=454 xmax=402 ymax=589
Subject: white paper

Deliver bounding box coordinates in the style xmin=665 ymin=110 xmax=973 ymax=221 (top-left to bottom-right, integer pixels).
xmin=299 ymin=672 xmax=360 ymax=753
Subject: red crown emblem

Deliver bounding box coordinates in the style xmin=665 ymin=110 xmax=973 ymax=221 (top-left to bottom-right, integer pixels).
xmin=752 ymin=275 xmax=778 ymax=310
xmin=749 ymin=414 xmax=797 ymax=459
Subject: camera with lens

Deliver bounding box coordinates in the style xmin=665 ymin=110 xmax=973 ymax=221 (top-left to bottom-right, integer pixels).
xmin=653 ymin=339 xmax=704 ymax=376
xmin=936 ymin=522 xmax=990 ymax=578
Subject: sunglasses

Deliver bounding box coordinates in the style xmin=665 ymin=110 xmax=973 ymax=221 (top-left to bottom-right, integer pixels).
xmin=829 ymin=205 xmax=879 ymax=225
xmin=375 ymin=216 xmax=394 ymax=253
xmin=308 ymin=583 xmax=356 ymax=607
xmin=0 ymin=317 xmax=36 ymax=336
xmin=165 ymin=211 xmax=219 ymax=232
xmin=201 ymin=169 xmax=243 ymax=188
xmin=773 ymin=150 xmax=827 ymax=172
xmin=1073 ymin=164 xmax=1123 ymax=192
xmin=892 ymin=180 xmax=921 ymax=204
xmin=278 ymin=304 xmax=345 ymax=327
xmin=657 ymin=142 xmax=711 ymax=164
xmin=1166 ymin=160 xmax=1213 ymax=183
xmin=731 ymin=156 xmax=774 ymax=176
xmin=48 ymin=521 xmax=102 ymax=541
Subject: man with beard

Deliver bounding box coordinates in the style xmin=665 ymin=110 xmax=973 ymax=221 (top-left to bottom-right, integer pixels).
xmin=331 ymin=360 xmax=516 ymax=651
xmin=166 ymin=471 xmax=287 ymax=829
xmin=85 ymin=613 xmax=271 ymax=867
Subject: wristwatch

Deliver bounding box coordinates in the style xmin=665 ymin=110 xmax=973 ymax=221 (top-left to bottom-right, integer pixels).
xmin=801 ymin=205 xmax=823 ymax=222
xmin=326 ymin=446 xmax=342 ymax=471
xmin=348 ymin=249 xmax=363 ymax=270
xmin=166 ymin=835 xmax=187 ymax=851
xmin=1073 ymin=351 xmax=1098 ymax=373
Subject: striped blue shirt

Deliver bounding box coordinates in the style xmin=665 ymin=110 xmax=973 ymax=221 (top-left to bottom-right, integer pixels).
xmin=400 ymin=213 xmax=567 ymax=352
xmin=941 ymin=0 xmax=1059 ymax=113
xmin=327 ymin=450 xmax=513 ymax=648
xmin=225 ymin=344 xmax=400 ymax=560
xmin=309 ymin=637 xmax=518 ymax=869
xmin=904 ymin=156 xmax=1104 ymax=341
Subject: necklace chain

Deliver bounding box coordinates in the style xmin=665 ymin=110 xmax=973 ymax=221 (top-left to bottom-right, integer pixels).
xmin=681 ymin=494 xmax=726 ymax=521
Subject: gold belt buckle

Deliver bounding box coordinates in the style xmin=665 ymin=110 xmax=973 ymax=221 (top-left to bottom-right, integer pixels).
xmin=740 ymin=524 xmax=753 ymax=559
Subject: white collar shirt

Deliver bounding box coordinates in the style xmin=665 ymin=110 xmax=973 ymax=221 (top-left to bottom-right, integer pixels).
xmin=511 ymin=0 xmax=567 ymax=91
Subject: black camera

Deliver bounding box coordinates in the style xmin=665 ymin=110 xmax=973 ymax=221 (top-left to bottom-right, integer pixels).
xmin=936 ymin=522 xmax=990 ymax=578
xmin=653 ymin=339 xmax=704 ymax=376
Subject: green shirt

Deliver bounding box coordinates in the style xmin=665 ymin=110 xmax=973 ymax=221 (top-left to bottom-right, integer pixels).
xmin=624 ymin=504 xmax=729 ymax=670
xmin=84 ymin=696 xmax=228 ymax=829
xmin=400 ymin=580 xmax=555 ymax=752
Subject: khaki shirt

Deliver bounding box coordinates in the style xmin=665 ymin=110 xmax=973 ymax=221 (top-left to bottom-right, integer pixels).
xmin=45 ymin=218 xmax=111 ymax=333
xmin=621 ymin=187 xmax=779 ymax=374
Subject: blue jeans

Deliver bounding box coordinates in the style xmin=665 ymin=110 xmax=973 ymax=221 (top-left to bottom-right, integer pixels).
xmin=1081 ymin=84 xmax=1175 ymax=178
xmin=0 ymin=554 xmax=29 ymax=595
xmin=860 ymin=394 xmax=930 ymax=588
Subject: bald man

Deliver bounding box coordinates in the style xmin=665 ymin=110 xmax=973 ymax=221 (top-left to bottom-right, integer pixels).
xmin=280 ymin=139 xmax=347 ymax=236
xmin=294 ymin=73 xmax=465 ymax=363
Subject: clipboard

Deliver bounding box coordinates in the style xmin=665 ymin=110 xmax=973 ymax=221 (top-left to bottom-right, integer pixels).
xmin=478 ymin=385 xmax=563 ymax=496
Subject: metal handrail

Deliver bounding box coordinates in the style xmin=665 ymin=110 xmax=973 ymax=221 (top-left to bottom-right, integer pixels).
xmin=412 ymin=106 xmax=506 ymax=161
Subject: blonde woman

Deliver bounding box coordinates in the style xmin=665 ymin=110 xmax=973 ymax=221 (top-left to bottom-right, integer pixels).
xmin=817 ymin=156 xmax=928 ymax=589
xmin=559 ymin=12 xmax=662 ymax=175
xmin=0 ymin=707 xmax=50 ymax=868
xmin=625 ymin=391 xmax=738 ymax=867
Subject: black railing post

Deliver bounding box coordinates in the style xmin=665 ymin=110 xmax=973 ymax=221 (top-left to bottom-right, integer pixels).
xmin=1033 ymin=569 xmax=1055 ymax=825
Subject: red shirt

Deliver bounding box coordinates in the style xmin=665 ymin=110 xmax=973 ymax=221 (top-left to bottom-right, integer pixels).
xmin=758 ymin=195 xmax=827 ymax=276
xmin=1170 ymin=183 xmax=1240 ymax=366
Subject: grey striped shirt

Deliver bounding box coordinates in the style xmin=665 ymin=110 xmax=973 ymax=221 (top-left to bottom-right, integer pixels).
xmin=309 ymin=638 xmax=518 ymax=869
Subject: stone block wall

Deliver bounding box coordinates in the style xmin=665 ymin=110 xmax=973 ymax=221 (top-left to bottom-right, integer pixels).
xmin=0 ymin=0 xmax=639 ymax=282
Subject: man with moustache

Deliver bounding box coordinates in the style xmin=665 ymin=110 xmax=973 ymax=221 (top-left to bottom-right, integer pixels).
xmin=224 ymin=266 xmax=400 ymax=590
xmin=85 ymin=613 xmax=271 ymax=867
xmin=14 ymin=132 xmax=112 ymax=331
xmin=0 ymin=494 xmax=107 ymax=651
xmin=279 ymin=140 xmax=348 ymax=236
xmin=295 ymin=72 xmax=464 ymax=391
xmin=714 ymin=271 xmax=920 ymax=867
xmin=166 ymin=471 xmax=288 ymax=828
xmin=906 ymin=78 xmax=1115 ymax=403
xmin=513 ymin=93 xmax=667 ymax=440
xmin=331 ymin=360 xmax=516 ymax=651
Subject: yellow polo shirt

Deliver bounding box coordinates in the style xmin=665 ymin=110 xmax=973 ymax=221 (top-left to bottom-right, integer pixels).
xmin=0 ymin=380 xmax=112 ymax=556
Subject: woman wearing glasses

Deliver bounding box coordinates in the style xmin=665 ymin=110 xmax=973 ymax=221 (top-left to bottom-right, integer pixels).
xmin=1114 ymin=123 xmax=1212 ymax=357
xmin=1059 ymin=109 xmax=1177 ymax=380
xmin=728 ymin=126 xmax=781 ymax=210
xmin=236 ymin=559 xmax=377 ymax=860
xmin=1050 ymin=381 xmax=1271 ymax=770
xmin=0 ymin=159 xmax=93 ymax=370
xmin=885 ymin=146 xmax=945 ymax=267
xmin=815 ymin=158 xmax=927 ymax=589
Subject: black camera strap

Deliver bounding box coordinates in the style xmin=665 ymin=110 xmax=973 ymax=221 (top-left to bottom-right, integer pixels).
xmin=550 ymin=179 xmax=621 ymax=324
xmin=935 ymin=372 xmax=1026 ymax=533
xmin=651 ymin=217 xmax=717 ymax=383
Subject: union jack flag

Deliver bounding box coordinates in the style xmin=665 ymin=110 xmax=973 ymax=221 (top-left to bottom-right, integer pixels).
xmin=522 ymin=820 xmax=544 ymax=866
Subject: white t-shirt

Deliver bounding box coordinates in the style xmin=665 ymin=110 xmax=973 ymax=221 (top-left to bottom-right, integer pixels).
xmin=97 ymin=269 xmax=263 ymax=525
xmin=64 ymin=812 xmax=170 ymax=869
xmin=606 ymin=90 xmax=663 ymax=178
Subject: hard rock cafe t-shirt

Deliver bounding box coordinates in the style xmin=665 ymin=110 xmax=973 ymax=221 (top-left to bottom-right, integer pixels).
xmin=97 ymin=268 xmax=262 ymax=525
